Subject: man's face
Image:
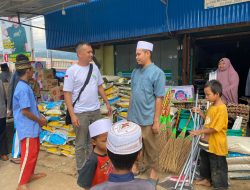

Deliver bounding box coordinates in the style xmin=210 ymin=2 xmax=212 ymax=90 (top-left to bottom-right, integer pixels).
xmin=77 ymin=45 xmax=93 ymax=63
xmin=136 ymin=49 xmax=149 ymax=66
xmin=27 ymin=67 xmax=34 ymax=80
xmin=10 ymin=17 xmax=19 ymax=28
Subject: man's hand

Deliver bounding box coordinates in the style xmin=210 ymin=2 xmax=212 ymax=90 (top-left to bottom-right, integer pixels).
xmin=152 ymin=120 xmax=160 ymax=134
xmin=7 ymin=110 xmax=12 ymax=118
xmin=38 ymin=117 xmax=47 ymax=127
xmin=71 ymin=114 xmax=80 ymax=127
xmin=106 ymin=103 xmax=112 ymax=116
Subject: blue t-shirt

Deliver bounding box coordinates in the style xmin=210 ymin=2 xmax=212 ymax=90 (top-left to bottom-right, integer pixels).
xmin=13 ymin=80 xmax=41 ymax=141
xmin=128 ymin=63 xmax=165 ymax=126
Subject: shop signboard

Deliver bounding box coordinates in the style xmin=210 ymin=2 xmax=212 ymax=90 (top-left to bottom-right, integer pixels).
xmin=205 ymin=0 xmax=250 ymax=9
xmin=165 ymin=85 xmax=194 ymax=103
xmin=0 ymin=16 xmax=32 ymax=61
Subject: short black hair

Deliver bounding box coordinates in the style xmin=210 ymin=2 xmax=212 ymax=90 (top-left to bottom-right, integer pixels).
xmin=0 ymin=63 xmax=9 ymax=72
xmin=16 ymin=54 xmax=29 ymax=63
xmin=75 ymin=42 xmax=92 ymax=52
xmin=204 ymin=80 xmax=222 ymax=96
xmin=16 ymin=68 xmax=30 ymax=77
xmin=107 ymin=149 xmax=140 ymax=170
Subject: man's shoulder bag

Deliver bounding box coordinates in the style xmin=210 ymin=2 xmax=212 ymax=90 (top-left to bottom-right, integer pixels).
xmin=65 ymin=64 xmax=93 ymax=125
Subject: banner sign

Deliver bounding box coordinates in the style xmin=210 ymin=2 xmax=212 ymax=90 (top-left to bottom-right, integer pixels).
xmin=8 ymin=52 xmax=31 ymax=62
xmin=0 ymin=16 xmax=32 ymax=61
xmin=205 ymin=0 xmax=250 ymax=9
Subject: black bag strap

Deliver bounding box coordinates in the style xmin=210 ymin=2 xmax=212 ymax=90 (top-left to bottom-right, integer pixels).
xmin=72 ymin=63 xmax=93 ymax=107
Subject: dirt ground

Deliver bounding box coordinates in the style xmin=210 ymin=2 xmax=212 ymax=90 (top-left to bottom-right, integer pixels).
xmin=1 ymin=151 xmax=250 ymax=190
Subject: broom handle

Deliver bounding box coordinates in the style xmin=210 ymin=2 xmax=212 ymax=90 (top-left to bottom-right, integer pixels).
xmin=179 ymin=146 xmax=200 ymax=190
xmin=174 ymin=136 xmax=200 ymax=189
xmin=191 ymin=148 xmax=201 ymax=184
xmin=179 ymin=138 xmax=200 ymax=190
xmin=189 ymin=90 xmax=199 ymax=183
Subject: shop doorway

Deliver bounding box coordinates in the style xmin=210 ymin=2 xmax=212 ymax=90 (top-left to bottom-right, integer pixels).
xmin=194 ymin=34 xmax=250 ymax=99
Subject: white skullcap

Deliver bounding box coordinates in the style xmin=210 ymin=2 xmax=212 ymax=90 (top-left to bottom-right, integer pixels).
xmin=107 ymin=120 xmax=142 ymax=155
xmin=136 ymin=41 xmax=153 ymax=51
xmin=89 ymin=118 xmax=112 ymax=138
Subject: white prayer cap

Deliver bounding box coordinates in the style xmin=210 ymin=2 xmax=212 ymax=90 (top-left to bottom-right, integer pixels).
xmin=136 ymin=41 xmax=153 ymax=51
xmin=89 ymin=118 xmax=112 ymax=138
xmin=107 ymin=120 xmax=142 ymax=155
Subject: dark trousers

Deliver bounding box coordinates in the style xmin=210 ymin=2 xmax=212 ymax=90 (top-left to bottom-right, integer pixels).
xmin=200 ymin=149 xmax=228 ymax=189
xmin=0 ymin=117 xmax=8 ymax=156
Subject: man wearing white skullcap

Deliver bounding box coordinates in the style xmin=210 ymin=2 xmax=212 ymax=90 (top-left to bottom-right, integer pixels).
xmin=77 ymin=118 xmax=112 ymax=189
xmin=91 ymin=120 xmax=155 ymax=190
xmin=127 ymin=41 xmax=166 ymax=181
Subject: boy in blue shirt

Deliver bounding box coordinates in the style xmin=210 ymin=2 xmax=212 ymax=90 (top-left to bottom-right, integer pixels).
xmin=13 ymin=59 xmax=47 ymax=190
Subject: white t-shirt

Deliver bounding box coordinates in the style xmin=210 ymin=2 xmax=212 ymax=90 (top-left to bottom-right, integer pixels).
xmin=63 ymin=63 xmax=103 ymax=113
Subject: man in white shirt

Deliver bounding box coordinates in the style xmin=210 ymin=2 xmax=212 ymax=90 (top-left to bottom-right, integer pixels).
xmin=63 ymin=42 xmax=112 ymax=171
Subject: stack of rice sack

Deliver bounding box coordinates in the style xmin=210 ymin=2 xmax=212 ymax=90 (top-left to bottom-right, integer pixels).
xmin=227 ymin=104 xmax=250 ymax=136
xmin=101 ymin=76 xmax=130 ymax=121
xmin=38 ymin=101 xmax=76 ymax=158
xmin=114 ymin=78 xmax=131 ymax=121
xmin=227 ymin=136 xmax=250 ymax=179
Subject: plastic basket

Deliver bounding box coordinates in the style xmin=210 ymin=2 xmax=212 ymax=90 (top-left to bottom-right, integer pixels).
xmin=178 ymin=110 xmax=194 ymax=131
xmin=227 ymin=129 xmax=242 ymax=136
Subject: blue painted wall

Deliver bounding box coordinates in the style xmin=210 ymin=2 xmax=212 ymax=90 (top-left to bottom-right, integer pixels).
xmin=45 ymin=0 xmax=250 ymax=49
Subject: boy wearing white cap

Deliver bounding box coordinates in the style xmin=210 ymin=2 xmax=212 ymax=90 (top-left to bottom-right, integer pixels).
xmin=127 ymin=41 xmax=166 ymax=180
xmin=91 ymin=120 xmax=155 ymax=190
xmin=77 ymin=118 xmax=112 ymax=189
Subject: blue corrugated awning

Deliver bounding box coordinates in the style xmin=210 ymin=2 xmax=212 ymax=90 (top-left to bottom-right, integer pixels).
xmin=44 ymin=0 xmax=167 ymax=49
xmin=45 ymin=0 xmax=250 ymax=50
xmin=168 ymin=0 xmax=250 ymax=31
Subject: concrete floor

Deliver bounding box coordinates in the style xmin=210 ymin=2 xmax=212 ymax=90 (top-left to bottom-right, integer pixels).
xmin=1 ymin=151 xmax=250 ymax=190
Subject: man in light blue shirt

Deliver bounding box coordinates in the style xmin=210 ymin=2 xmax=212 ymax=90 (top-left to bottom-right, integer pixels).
xmin=13 ymin=56 xmax=47 ymax=190
xmin=128 ymin=41 xmax=166 ymax=181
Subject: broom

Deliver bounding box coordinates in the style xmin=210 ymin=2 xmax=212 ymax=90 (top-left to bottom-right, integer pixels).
xmin=176 ymin=135 xmax=193 ymax=173
xmin=164 ymin=90 xmax=173 ymax=139
xmin=159 ymin=127 xmax=177 ymax=172
xmin=169 ymin=115 xmax=192 ymax=173
xmin=159 ymin=88 xmax=172 ymax=148
xmin=159 ymin=95 xmax=170 ymax=149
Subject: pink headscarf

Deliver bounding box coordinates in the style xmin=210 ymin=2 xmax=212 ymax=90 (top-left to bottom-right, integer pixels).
xmin=216 ymin=58 xmax=239 ymax=104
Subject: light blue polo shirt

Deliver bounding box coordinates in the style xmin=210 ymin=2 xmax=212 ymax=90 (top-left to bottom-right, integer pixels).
xmin=13 ymin=80 xmax=41 ymax=141
xmin=128 ymin=63 xmax=166 ymax=126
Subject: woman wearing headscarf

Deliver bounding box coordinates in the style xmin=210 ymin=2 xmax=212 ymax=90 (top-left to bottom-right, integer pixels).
xmin=216 ymin=58 xmax=239 ymax=104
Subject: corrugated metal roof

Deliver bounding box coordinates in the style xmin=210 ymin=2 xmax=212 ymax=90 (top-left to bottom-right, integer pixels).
xmin=45 ymin=0 xmax=250 ymax=50
xmin=168 ymin=0 xmax=250 ymax=31
xmin=0 ymin=0 xmax=90 ymax=18
xmin=45 ymin=0 xmax=167 ymax=49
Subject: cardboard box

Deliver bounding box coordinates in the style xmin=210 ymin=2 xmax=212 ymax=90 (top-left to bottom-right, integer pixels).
xmin=30 ymin=80 xmax=41 ymax=98
xmin=38 ymin=69 xmax=54 ymax=80
xmin=49 ymin=86 xmax=61 ymax=101
xmin=42 ymin=79 xmax=58 ymax=90
xmin=40 ymin=91 xmax=53 ymax=102
xmin=165 ymin=85 xmax=194 ymax=103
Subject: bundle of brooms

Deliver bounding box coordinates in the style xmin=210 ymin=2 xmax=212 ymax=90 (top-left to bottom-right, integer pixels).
xmin=159 ymin=110 xmax=180 ymax=172
xmin=159 ymin=112 xmax=193 ymax=174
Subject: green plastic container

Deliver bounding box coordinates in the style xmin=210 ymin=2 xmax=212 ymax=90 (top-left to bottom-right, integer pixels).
xmin=227 ymin=129 xmax=242 ymax=136
xmin=178 ymin=110 xmax=194 ymax=131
